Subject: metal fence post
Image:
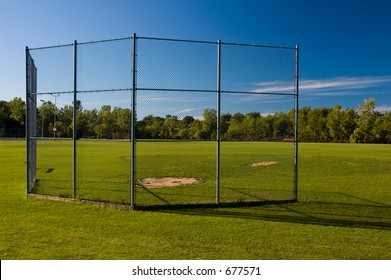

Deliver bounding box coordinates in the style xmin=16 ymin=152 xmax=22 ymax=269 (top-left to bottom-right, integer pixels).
xmin=25 ymin=47 xmax=30 ymax=196
xmin=131 ymin=33 xmax=137 ymax=209
xmin=216 ymin=40 xmax=222 ymax=204
xmin=294 ymin=45 xmax=299 ymax=201
xmin=73 ymin=40 xmax=77 ymax=199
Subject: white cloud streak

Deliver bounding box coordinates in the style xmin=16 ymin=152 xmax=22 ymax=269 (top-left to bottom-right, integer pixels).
xmin=252 ymin=75 xmax=391 ymax=96
xmin=375 ymin=105 xmax=391 ymax=113
xmin=175 ymin=108 xmax=194 ymax=115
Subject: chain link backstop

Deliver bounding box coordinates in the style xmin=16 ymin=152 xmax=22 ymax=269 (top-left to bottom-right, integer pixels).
xmin=26 ymin=34 xmax=299 ymax=209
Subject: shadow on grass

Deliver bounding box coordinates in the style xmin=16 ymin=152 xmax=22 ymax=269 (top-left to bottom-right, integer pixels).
xmin=32 ymin=179 xmax=391 ymax=231
xmin=161 ymin=192 xmax=391 ymax=231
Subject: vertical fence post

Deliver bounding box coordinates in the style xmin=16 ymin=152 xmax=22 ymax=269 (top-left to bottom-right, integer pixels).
xmin=294 ymin=45 xmax=299 ymax=201
xmin=130 ymin=33 xmax=137 ymax=209
xmin=216 ymin=40 xmax=222 ymax=204
xmin=73 ymin=40 xmax=77 ymax=199
xmin=25 ymin=47 xmax=30 ymax=196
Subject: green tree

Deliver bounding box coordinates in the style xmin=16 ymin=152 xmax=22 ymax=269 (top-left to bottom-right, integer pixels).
xmin=201 ymin=108 xmax=217 ymax=140
xmin=255 ymin=114 xmax=274 ymax=140
xmin=0 ymin=101 xmax=10 ymax=137
xmin=97 ymin=105 xmax=113 ymax=139
xmin=177 ymin=116 xmax=194 ymax=139
xmin=162 ymin=115 xmax=179 ymax=139
xmin=372 ymin=112 xmax=391 ymax=143
xmin=350 ymin=98 xmax=376 ymax=143
xmin=39 ymin=101 xmax=56 ymax=137
xmin=298 ymin=107 xmax=311 ymax=141
xmin=307 ymin=108 xmax=331 ymax=142
xmin=273 ymin=112 xmax=294 ymax=140
xmin=8 ymin=97 xmax=26 ymax=125
xmin=340 ymin=108 xmax=357 ymax=142
xmin=220 ymin=113 xmax=232 ymax=139
xmin=145 ymin=116 xmax=164 ymax=139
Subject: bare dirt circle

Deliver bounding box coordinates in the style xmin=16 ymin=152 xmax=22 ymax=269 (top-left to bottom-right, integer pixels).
xmin=251 ymin=161 xmax=278 ymax=167
xmin=137 ymin=177 xmax=199 ymax=189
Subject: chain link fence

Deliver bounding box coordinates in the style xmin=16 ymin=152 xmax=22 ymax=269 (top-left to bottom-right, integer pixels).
xmin=26 ymin=35 xmax=298 ymax=209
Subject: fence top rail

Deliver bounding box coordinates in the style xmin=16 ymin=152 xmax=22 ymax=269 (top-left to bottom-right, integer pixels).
xmin=28 ymin=43 xmax=74 ymax=51
xmin=27 ymin=37 xmax=133 ymax=51
xmin=31 ymin=88 xmax=295 ymax=97
xmin=125 ymin=36 xmax=297 ymax=50
xmin=136 ymin=36 xmax=218 ymax=45
xmin=221 ymin=41 xmax=297 ymax=50
xmin=27 ymin=35 xmax=296 ymax=51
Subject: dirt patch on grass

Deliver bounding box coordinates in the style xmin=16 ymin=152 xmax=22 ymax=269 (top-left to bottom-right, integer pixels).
xmin=251 ymin=161 xmax=278 ymax=167
xmin=138 ymin=177 xmax=199 ymax=189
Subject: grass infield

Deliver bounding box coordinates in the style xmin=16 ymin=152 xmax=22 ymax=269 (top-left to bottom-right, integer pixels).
xmin=0 ymin=140 xmax=390 ymax=259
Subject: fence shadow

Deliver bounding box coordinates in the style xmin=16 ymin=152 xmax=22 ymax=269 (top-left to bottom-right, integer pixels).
xmin=160 ymin=192 xmax=391 ymax=231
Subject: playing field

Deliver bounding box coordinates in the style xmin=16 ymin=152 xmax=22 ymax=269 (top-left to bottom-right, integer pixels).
xmin=1 ymin=140 xmax=390 ymax=259
xmin=32 ymin=140 xmax=296 ymax=206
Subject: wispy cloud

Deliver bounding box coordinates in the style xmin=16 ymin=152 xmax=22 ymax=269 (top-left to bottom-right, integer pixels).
xmin=375 ymin=105 xmax=391 ymax=113
xmin=175 ymin=108 xmax=194 ymax=115
xmin=252 ymin=75 xmax=391 ymax=96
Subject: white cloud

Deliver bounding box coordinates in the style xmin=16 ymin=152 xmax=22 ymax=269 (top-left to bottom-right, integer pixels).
xmin=175 ymin=108 xmax=194 ymax=115
xmin=376 ymin=105 xmax=391 ymax=113
xmin=251 ymin=75 xmax=391 ymax=96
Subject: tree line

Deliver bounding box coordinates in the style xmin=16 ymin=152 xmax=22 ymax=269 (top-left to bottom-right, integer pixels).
xmin=1 ymin=97 xmax=390 ymax=143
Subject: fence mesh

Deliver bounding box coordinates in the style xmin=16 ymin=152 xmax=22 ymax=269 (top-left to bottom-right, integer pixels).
xmin=220 ymin=43 xmax=297 ymax=203
xmin=76 ymin=39 xmax=132 ymax=203
xmin=26 ymin=35 xmax=298 ymax=209
xmin=26 ymin=51 xmax=37 ymax=192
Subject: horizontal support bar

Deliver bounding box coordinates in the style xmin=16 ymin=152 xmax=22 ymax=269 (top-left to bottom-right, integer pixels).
xmin=137 ymin=87 xmax=216 ymax=93
xmin=33 ymin=88 xmax=294 ymax=97
xmin=221 ymin=90 xmax=296 ymax=96
xmin=28 ymin=35 xmax=296 ymax=51
xmin=33 ymin=88 xmax=132 ymax=96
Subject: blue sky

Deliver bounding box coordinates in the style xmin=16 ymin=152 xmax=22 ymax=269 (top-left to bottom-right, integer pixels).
xmin=1 ymin=0 xmax=391 ymax=116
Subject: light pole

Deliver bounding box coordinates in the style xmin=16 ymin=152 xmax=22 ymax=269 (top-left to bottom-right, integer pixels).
xmin=40 ymin=99 xmax=47 ymax=137
xmin=50 ymin=93 xmax=60 ymax=139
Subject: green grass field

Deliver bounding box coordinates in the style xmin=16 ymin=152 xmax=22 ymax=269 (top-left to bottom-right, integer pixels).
xmin=33 ymin=140 xmax=296 ymax=206
xmin=1 ymin=140 xmax=390 ymax=259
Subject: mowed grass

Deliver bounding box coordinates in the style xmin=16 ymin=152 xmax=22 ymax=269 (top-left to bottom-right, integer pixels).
xmin=1 ymin=140 xmax=391 ymax=259
xmin=33 ymin=140 xmax=296 ymax=205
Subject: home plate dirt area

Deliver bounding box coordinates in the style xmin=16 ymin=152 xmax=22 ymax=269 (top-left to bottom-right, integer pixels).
xmin=251 ymin=161 xmax=278 ymax=167
xmin=137 ymin=177 xmax=199 ymax=189
xmin=137 ymin=161 xmax=278 ymax=188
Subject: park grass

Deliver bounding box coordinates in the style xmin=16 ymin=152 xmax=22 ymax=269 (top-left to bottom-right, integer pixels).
xmin=0 ymin=140 xmax=390 ymax=259
xmin=33 ymin=140 xmax=296 ymax=205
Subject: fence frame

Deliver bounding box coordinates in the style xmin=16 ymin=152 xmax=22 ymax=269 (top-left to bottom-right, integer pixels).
xmin=26 ymin=34 xmax=299 ymax=210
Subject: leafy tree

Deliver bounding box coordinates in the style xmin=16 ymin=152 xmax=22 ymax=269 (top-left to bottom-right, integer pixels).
xmin=201 ymin=108 xmax=217 ymax=140
xmin=0 ymin=101 xmax=10 ymax=137
xmin=145 ymin=116 xmax=164 ymax=139
xmin=327 ymin=104 xmax=343 ymax=142
xmin=373 ymin=112 xmax=391 ymax=143
xmin=255 ymin=114 xmax=274 ymax=140
xmin=1 ymin=96 xmax=389 ymax=143
xmin=273 ymin=112 xmax=294 ymax=140
xmin=38 ymin=101 xmax=56 ymax=137
xmin=298 ymin=107 xmax=311 ymax=141
xmin=162 ymin=115 xmax=179 ymax=139
xmin=220 ymin=113 xmax=232 ymax=138
xmin=190 ymin=120 xmax=204 ymax=140
xmin=351 ymin=98 xmax=376 ymax=143
xmin=307 ymin=108 xmax=331 ymax=142
xmin=340 ymin=108 xmax=357 ymax=142
xmin=8 ymin=97 xmax=26 ymax=125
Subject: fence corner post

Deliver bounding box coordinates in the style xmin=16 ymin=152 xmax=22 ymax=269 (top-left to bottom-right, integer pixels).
xmin=216 ymin=39 xmax=222 ymax=204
